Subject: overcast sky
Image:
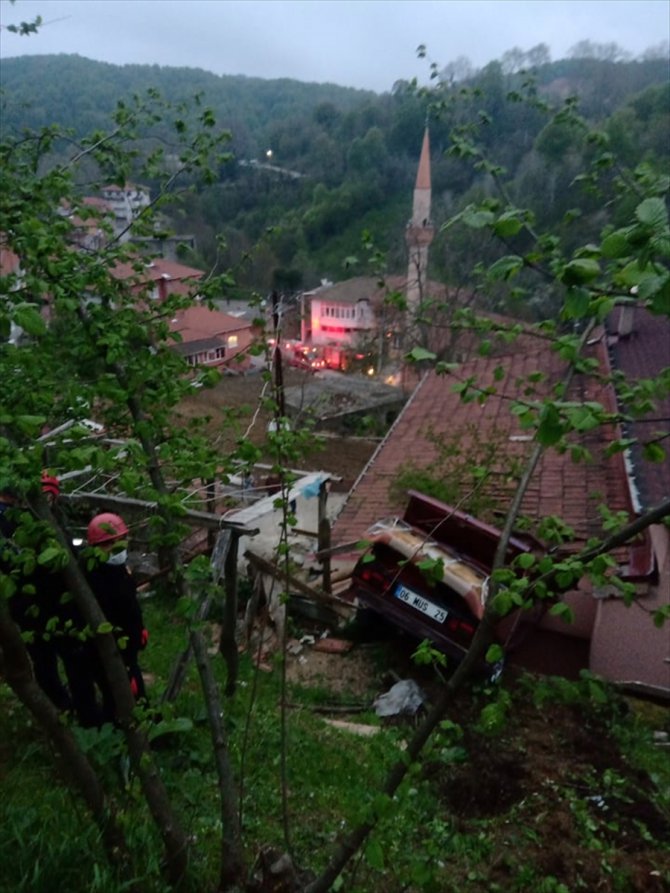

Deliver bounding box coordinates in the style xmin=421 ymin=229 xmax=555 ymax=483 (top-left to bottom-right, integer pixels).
xmin=1 ymin=0 xmax=668 ymax=93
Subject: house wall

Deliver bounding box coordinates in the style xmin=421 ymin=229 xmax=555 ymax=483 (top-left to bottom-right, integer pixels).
xmin=224 ymin=327 xmax=254 ymax=363
xmin=310 ymin=298 xmax=375 ymax=347
xmin=497 ymin=587 xmax=597 ymax=679
xmin=589 ymin=525 xmax=670 ymax=693
xmin=185 ymin=327 xmax=254 ymax=368
xmin=185 ymin=346 xmax=226 ymax=367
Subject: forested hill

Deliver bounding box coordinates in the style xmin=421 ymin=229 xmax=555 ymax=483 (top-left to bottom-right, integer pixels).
xmin=1 ymin=53 xmax=666 ymax=153
xmin=0 ymin=53 xmax=377 ymax=156
xmin=2 ymin=53 xmax=668 ymax=310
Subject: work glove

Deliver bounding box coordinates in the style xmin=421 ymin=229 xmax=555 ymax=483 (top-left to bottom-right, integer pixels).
xmin=140 ymin=628 xmax=149 ymax=649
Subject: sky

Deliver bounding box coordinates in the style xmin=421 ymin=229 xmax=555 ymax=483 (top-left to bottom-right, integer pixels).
xmin=0 ymin=0 xmax=668 ymax=93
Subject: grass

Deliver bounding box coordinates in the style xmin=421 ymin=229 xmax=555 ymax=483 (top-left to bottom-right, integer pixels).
xmin=1 ymin=593 xmax=669 ymax=892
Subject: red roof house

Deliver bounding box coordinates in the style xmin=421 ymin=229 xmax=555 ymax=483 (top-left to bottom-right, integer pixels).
xmin=169 ymin=305 xmax=256 ymax=371
xmin=333 ymin=322 xmax=669 ymax=694
xmin=111 ymin=257 xmax=205 ymax=301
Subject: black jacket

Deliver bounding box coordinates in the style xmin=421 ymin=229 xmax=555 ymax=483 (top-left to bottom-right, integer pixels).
xmin=85 ymin=562 xmax=144 ymax=657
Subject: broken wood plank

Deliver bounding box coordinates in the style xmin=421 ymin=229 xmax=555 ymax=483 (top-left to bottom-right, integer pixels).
xmin=210 ymin=529 xmax=233 ymax=582
xmin=314 ymin=540 xmax=367 ymax=560
xmin=61 ymin=490 xmax=259 ymax=535
xmin=244 ymin=550 xmax=353 ymax=611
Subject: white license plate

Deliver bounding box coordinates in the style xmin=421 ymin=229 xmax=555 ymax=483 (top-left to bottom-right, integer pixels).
xmin=394 ymin=584 xmax=448 ymax=624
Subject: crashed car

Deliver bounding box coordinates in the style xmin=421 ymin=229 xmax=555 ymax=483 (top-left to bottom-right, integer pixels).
xmin=346 ymin=491 xmax=539 ymax=662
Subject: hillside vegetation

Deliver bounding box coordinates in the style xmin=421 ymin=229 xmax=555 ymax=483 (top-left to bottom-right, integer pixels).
xmin=2 ymin=53 xmax=668 ymax=313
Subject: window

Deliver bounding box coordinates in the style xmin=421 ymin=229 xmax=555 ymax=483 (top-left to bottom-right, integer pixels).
xmin=227 ymin=335 xmax=238 ymax=348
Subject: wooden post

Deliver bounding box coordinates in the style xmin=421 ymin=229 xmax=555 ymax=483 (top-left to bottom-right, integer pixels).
xmin=318 ymin=482 xmax=331 ymax=593
xmin=205 ymin=478 xmax=217 ymax=549
xmin=162 ymin=529 xmax=235 ymax=704
xmin=219 ymin=531 xmax=239 ymax=697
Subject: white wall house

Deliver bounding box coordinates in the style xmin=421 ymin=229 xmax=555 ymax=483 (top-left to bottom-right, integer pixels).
xmin=100 ymin=183 xmax=151 ymax=237
xmin=301 ymin=278 xmax=379 ymax=347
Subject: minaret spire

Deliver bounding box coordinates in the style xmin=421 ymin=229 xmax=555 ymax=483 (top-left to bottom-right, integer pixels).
xmin=405 ymin=127 xmax=434 ymax=333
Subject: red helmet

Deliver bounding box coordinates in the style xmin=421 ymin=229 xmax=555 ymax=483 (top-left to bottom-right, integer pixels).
xmin=87 ymin=512 xmax=129 ymax=546
xmin=41 ymin=472 xmax=60 ymax=497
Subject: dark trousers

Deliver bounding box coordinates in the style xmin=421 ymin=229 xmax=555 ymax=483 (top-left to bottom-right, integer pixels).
xmin=26 ymin=640 xmax=72 ymax=712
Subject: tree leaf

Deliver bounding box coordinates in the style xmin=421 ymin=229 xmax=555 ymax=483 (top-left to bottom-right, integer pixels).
xmin=536 ymin=404 xmax=564 ymax=445
xmin=642 ymin=442 xmax=666 ymax=463
xmin=37 ymin=546 xmax=64 ymax=567
xmin=635 ymin=197 xmax=668 ymax=228
xmin=488 ymin=255 xmax=523 ymax=281
xmin=13 ymin=304 xmax=47 ymax=336
xmin=147 ymin=717 xmax=194 ymax=742
xmin=461 ymin=206 xmax=495 ymax=229
xmin=493 ymin=212 xmax=523 ymax=238
xmin=600 ymin=230 xmax=630 ymax=258
xmin=486 ymin=644 xmax=505 ymax=664
xmin=563 ymin=288 xmax=591 ymax=319
xmin=365 ymin=839 xmax=385 ymax=870
xmin=549 ymin=602 xmax=574 ymax=623
xmin=560 ymin=258 xmax=600 ymax=285
xmin=406 ymin=346 xmax=437 ymax=362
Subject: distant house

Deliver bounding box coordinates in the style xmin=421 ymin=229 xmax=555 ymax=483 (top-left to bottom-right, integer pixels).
xmin=80 ymin=189 xmax=197 ymax=260
xmin=301 ymin=277 xmax=379 ymax=348
xmin=110 ymin=257 xmax=257 ymax=370
xmin=129 ymin=233 xmax=198 ymax=263
xmin=111 ymin=257 xmax=205 ymax=302
xmin=100 ymin=183 xmax=151 ymax=237
xmin=300 ymin=274 xmax=451 ymax=353
xmin=0 ymin=244 xmax=21 ymax=278
xmin=56 ymin=196 xmax=110 ymax=252
xmin=333 ymin=319 xmax=670 ymax=695
xmin=169 ymin=305 xmax=255 ymax=371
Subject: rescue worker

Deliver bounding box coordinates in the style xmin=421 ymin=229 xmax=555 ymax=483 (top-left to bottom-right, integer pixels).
xmin=84 ymin=512 xmax=148 ymax=722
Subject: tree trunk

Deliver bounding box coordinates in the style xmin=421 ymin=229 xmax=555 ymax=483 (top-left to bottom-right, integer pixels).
xmin=0 ymin=601 xmax=134 ymax=882
xmin=220 ymin=532 xmax=239 ymax=697
xmin=33 ymin=495 xmax=190 ymax=889
xmin=191 ymin=628 xmax=245 ymax=889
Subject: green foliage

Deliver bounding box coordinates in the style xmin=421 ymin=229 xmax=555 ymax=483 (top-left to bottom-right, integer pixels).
xmin=2 ymin=53 xmax=668 ymax=292
xmin=390 ymin=422 xmax=525 ymax=521
xmin=2 ymin=44 xmax=670 ymax=893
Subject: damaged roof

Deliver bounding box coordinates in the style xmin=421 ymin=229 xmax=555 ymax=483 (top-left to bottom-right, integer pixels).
xmin=607 ymin=306 xmax=670 ymax=511
xmin=333 ymin=333 xmax=634 ymax=563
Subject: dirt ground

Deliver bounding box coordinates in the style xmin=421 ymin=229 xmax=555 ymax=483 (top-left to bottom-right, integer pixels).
xmin=178 ymin=369 xmax=379 ymax=487
xmin=272 ymin=618 xmax=670 ymax=893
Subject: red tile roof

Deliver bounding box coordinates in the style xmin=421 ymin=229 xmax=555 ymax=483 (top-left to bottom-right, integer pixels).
xmin=82 ymin=196 xmax=113 ymax=211
xmin=169 ymin=305 xmax=252 ymax=342
xmin=608 ymin=306 xmax=670 ymax=509
xmin=111 ymin=257 xmax=204 ymax=285
xmin=333 ymin=333 xmax=633 ymax=562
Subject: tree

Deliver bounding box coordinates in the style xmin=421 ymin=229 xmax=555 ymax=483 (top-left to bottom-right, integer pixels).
xmin=0 ymin=83 xmax=251 ymax=888
xmin=440 ymin=55 xmax=475 ymax=86
xmin=306 ymin=65 xmax=670 ymax=893
xmin=2 ymin=32 xmax=669 ymax=893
